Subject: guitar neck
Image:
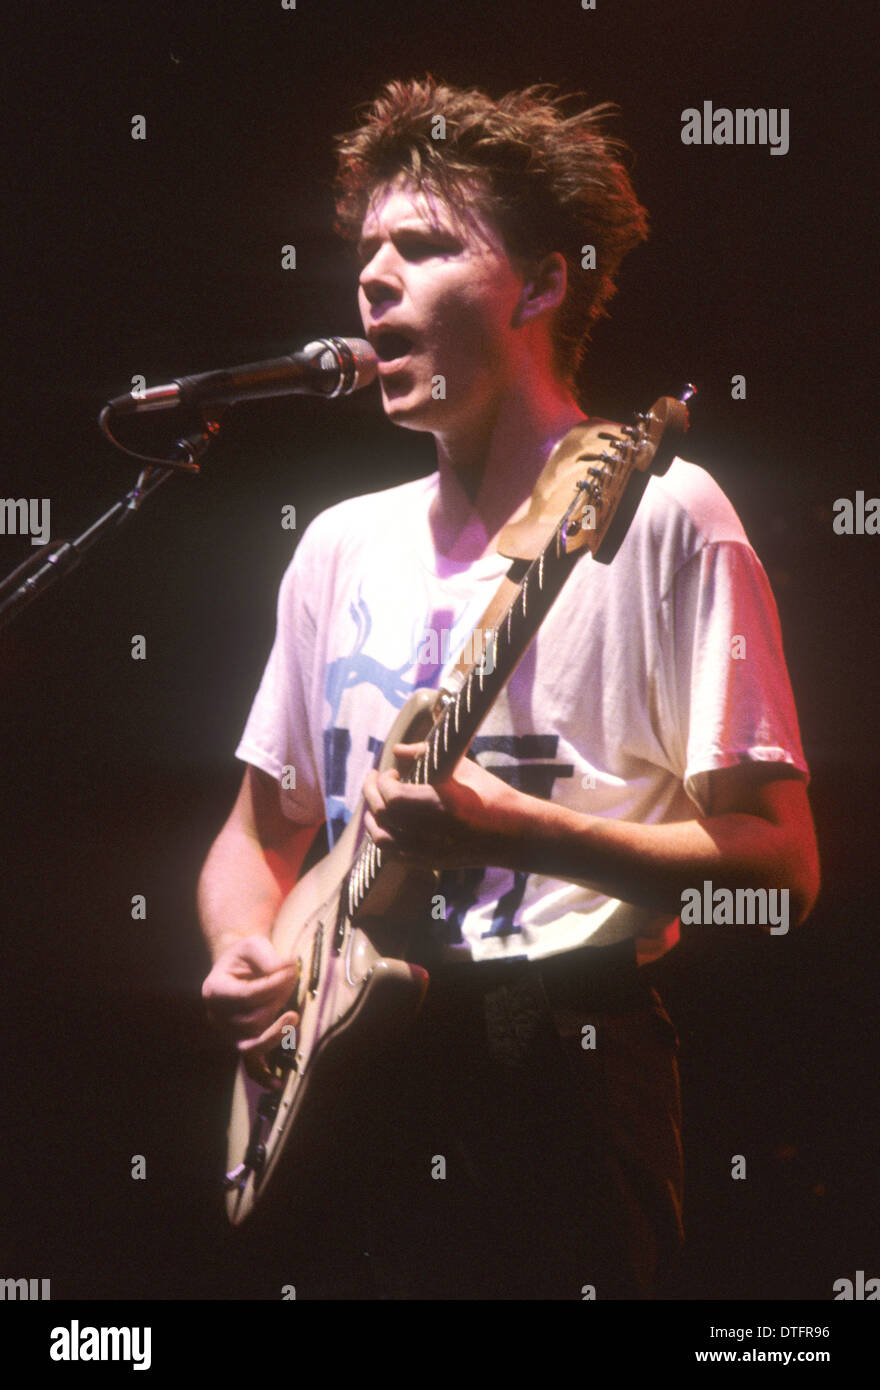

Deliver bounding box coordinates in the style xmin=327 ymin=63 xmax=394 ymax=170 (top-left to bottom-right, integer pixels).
xmin=410 ymin=509 xmax=583 ymax=786
xmin=338 ymin=509 xmax=583 ymax=932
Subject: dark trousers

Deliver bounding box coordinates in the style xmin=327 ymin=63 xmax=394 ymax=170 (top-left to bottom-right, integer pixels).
xmin=303 ymin=939 xmax=684 ymax=1300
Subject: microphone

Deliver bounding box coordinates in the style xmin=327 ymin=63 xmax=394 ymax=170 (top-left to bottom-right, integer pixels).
xmin=104 ymin=337 xmax=378 ymax=416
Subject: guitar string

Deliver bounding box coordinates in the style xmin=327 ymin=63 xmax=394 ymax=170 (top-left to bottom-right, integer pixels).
xmin=344 ymin=426 xmax=629 ymax=915
xmin=347 ymin=518 xmax=570 ymax=912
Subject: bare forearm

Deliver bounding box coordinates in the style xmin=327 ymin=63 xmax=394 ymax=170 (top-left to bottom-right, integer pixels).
xmin=492 ymin=792 xmax=818 ymax=926
xmin=197 ymin=821 xmax=317 ymax=963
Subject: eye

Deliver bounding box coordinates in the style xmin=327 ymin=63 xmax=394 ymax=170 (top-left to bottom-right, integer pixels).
xmin=356 ymin=229 xmax=462 ymax=270
xmin=395 ymin=232 xmax=459 ymax=261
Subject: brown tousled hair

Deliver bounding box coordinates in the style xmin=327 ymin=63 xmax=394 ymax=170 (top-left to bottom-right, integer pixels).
xmin=333 ymin=76 xmax=649 ymax=384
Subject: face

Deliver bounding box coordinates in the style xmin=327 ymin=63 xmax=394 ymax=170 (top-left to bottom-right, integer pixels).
xmin=356 ymin=177 xmax=531 ymax=437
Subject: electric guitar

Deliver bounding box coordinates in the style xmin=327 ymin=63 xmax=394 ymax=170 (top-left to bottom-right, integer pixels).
xmin=223 ymin=389 xmax=692 ymax=1224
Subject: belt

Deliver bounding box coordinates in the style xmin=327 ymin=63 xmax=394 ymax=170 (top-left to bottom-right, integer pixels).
xmin=422 ymin=937 xmax=644 ymax=1012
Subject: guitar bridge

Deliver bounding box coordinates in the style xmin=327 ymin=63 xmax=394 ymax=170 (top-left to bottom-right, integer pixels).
xmin=333 ymin=889 xmax=349 ymax=953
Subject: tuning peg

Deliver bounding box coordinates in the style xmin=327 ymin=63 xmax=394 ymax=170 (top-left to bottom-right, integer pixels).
xmin=678 ymin=383 xmax=697 ymax=404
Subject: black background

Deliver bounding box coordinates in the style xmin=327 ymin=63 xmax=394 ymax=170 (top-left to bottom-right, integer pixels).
xmin=1 ymin=0 xmax=877 ymax=1304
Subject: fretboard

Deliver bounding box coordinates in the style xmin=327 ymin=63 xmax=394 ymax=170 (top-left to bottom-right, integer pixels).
xmin=340 ymin=496 xmax=587 ymax=926
xmin=412 ymin=512 xmax=585 ymax=783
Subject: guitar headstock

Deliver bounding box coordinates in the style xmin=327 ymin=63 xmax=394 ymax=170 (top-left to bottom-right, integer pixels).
xmin=563 ymin=386 xmax=694 ymax=564
xmin=498 ymin=385 xmax=695 ymax=567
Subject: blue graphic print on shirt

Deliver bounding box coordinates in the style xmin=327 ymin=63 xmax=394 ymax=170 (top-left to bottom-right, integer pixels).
xmin=321 ymin=589 xmax=574 ymax=941
xmin=322 ymin=589 xmax=433 ymax=845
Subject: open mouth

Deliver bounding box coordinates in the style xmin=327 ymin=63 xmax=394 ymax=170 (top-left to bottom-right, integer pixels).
xmin=374 ymin=330 xmax=416 ymax=366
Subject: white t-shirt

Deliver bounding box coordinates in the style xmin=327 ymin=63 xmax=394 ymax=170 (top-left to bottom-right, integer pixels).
xmin=236 ymin=457 xmax=809 ymax=964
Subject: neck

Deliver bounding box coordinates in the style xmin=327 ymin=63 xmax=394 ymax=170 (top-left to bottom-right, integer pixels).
xmin=429 ymin=380 xmax=587 ymax=564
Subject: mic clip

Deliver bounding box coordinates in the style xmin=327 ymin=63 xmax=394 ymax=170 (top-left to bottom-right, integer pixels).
xmin=167 ymin=408 xmax=227 ymax=475
xmin=100 ymin=402 xmax=227 ymax=472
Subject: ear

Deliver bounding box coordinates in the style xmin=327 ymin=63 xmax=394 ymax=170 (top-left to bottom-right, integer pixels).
xmin=512 ymin=252 xmax=568 ymax=327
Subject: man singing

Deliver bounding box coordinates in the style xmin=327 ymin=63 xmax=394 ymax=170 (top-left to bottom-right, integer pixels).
xmin=199 ymin=78 xmax=819 ymax=1299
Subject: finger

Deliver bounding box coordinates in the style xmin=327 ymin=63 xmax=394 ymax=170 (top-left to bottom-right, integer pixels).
xmin=227 ymin=950 xmax=300 ymax=984
xmin=392 ymin=742 xmax=428 ymax=758
xmin=229 ymin=935 xmax=298 ymax=976
xmin=204 ymin=965 xmax=298 ymax=1012
xmin=219 ymin=1007 xmax=281 ymax=1041
xmin=369 ymin=774 xmax=430 ymax=829
xmin=375 ymin=766 xmax=402 ymax=798
xmin=203 ymin=968 xmax=300 ymax=1041
xmin=233 ymin=961 xmax=300 ymax=991
xmin=210 ymin=985 xmax=299 ymax=1036
xmin=375 ymin=774 xmax=439 ymax=815
xmin=361 ymin=771 xmax=386 ymax=816
xmin=238 ymin=1010 xmax=301 ymax=1089
xmin=363 ymin=810 xmax=400 ymax=853
xmin=236 ymin=1008 xmax=300 ymax=1054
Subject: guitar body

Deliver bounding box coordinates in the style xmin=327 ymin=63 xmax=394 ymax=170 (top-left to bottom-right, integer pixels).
xmin=224 ymin=688 xmax=438 ymax=1226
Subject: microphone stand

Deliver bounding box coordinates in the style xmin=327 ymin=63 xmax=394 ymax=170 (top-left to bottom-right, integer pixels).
xmin=0 ymin=410 xmax=224 ymax=633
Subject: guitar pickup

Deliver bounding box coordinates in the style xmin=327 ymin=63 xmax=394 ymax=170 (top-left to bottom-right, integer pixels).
xmin=333 ymin=891 xmax=349 ymax=953
xmin=308 ymin=921 xmax=324 ymax=994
